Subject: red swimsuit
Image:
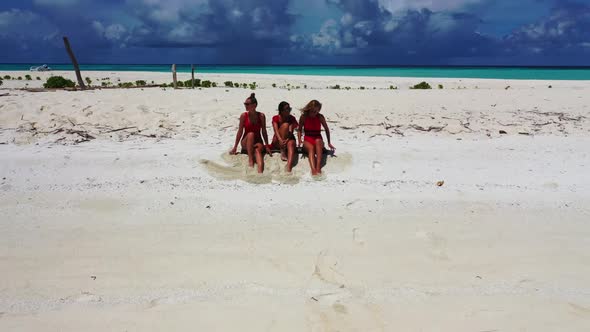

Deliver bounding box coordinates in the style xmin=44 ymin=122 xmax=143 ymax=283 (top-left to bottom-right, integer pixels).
xmin=272 ymin=114 xmax=298 ymax=142
xmin=243 ymin=112 xmax=263 ymax=143
xmin=303 ymin=115 xmax=322 ymax=144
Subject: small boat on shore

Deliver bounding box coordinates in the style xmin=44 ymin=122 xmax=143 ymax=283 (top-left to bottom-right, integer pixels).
xmin=30 ymin=64 xmax=51 ymax=72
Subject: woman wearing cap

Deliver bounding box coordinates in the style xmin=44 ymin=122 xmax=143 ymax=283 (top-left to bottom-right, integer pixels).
xmin=271 ymin=101 xmax=298 ymax=172
xmin=229 ymin=93 xmax=272 ymax=173
xmin=298 ymin=99 xmax=335 ymax=175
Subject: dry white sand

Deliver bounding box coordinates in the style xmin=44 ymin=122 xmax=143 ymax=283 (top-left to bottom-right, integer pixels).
xmin=1 ymin=71 xmax=590 ymax=331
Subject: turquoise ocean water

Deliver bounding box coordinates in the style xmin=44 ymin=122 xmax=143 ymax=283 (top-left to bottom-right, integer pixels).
xmin=1 ymin=64 xmax=590 ymax=80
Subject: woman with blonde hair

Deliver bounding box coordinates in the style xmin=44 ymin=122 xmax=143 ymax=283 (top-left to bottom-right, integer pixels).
xmin=229 ymin=93 xmax=272 ymax=173
xmin=297 ymin=100 xmax=335 ymax=175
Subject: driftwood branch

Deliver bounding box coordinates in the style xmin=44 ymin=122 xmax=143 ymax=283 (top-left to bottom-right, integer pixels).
xmin=409 ymin=124 xmax=448 ymax=132
xmin=103 ymin=126 xmax=138 ymax=133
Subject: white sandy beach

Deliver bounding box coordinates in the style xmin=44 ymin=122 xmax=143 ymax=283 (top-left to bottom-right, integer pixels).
xmin=1 ymin=71 xmax=590 ymax=331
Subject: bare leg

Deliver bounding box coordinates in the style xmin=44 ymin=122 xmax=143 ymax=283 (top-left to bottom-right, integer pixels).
xmin=286 ymin=139 xmax=296 ymax=172
xmin=303 ymin=141 xmax=318 ymax=175
xmin=254 ymin=143 xmax=264 ymax=173
xmin=314 ymin=139 xmax=324 ymax=174
xmin=241 ymin=132 xmax=255 ymax=167
xmin=278 ymin=123 xmax=290 ymax=161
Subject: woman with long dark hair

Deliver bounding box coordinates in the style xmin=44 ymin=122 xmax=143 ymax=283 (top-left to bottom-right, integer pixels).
xmin=271 ymin=101 xmax=298 ymax=172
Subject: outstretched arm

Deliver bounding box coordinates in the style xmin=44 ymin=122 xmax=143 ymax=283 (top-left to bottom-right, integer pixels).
xmin=297 ymin=115 xmax=304 ymax=147
xmin=230 ymin=114 xmax=245 ymax=154
xmin=320 ymin=115 xmax=335 ymax=151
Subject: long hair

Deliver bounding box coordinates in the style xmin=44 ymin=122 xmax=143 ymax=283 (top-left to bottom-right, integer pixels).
xmin=300 ymin=99 xmax=321 ymax=115
xmin=278 ymin=101 xmax=289 ymax=114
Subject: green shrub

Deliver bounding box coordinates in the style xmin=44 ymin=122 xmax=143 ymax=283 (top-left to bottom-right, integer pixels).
xmin=201 ymin=80 xmax=212 ymax=88
xmin=224 ymin=81 xmax=234 ymax=87
xmin=212 ymin=82 xmax=217 ymax=87
xmin=36 ymin=76 xmax=41 ymax=80
xmin=234 ymin=82 xmax=239 ymax=88
xmin=0 ymin=79 xmax=3 ymax=87
xmin=330 ymin=84 xmax=340 ymax=89
xmin=118 ymin=82 xmax=134 ymax=88
xmin=249 ymin=82 xmax=257 ymax=90
xmin=304 ymin=84 xmax=308 ymax=89
xmin=438 ymin=84 xmax=443 ymax=89
xmin=3 ymin=75 xmax=11 ymax=80
xmin=242 ymin=83 xmax=247 ymax=89
xmin=345 ymin=86 xmax=351 ymax=90
xmin=359 ymin=86 xmax=365 ymax=90
xmin=85 ymin=77 xmax=92 ymax=85
xmin=182 ymin=79 xmax=202 ymax=87
xmin=411 ymin=81 xmax=432 ymax=89
xmin=25 ymin=74 xmax=32 ymax=80
xmin=272 ymin=83 xmax=276 ymax=88
xmin=44 ymin=76 xmax=75 ymax=89
xmin=17 ymin=76 xmax=22 ymax=80
xmin=548 ymin=85 xmax=552 ymax=88
xmin=135 ymin=80 xmax=147 ymax=86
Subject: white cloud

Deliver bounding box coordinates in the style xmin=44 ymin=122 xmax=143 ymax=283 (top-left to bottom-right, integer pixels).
xmin=311 ymin=19 xmax=341 ymax=49
xmin=377 ymin=0 xmax=483 ymax=13
xmin=0 ymin=9 xmax=40 ymax=26
xmin=93 ymin=20 xmax=129 ymax=47
xmin=341 ymin=13 xmax=353 ymax=26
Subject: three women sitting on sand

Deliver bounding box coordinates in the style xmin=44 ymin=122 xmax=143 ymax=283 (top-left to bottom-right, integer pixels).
xmin=230 ymin=93 xmax=335 ymax=175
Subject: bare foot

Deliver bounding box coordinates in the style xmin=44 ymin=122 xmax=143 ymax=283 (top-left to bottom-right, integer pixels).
xmin=285 ymin=165 xmax=292 ymax=173
xmin=281 ymin=151 xmax=287 ymax=161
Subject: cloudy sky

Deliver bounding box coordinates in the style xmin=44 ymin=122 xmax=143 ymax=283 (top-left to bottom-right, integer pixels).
xmin=1 ymin=0 xmax=589 ymax=65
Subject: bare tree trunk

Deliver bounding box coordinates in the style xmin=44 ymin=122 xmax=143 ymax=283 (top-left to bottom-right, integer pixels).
xmin=191 ymin=64 xmax=195 ymax=89
xmin=63 ymin=37 xmax=86 ymax=90
xmin=172 ymin=64 xmax=177 ymax=89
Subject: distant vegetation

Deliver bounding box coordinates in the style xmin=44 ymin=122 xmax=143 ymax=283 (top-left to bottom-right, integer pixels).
xmin=0 ymin=79 xmax=3 ymax=87
xmin=3 ymin=75 xmax=11 ymax=80
xmin=438 ymin=84 xmax=443 ymax=89
xmin=85 ymin=77 xmax=92 ymax=85
xmin=411 ymin=82 xmax=432 ymax=89
xmin=118 ymin=82 xmax=134 ymax=88
xmin=25 ymin=74 xmax=32 ymax=80
xmin=135 ymin=80 xmax=147 ymax=86
xmin=44 ymin=76 xmax=75 ymax=89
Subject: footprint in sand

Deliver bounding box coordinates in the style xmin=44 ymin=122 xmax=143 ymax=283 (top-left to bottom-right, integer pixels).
xmin=352 ymin=227 xmax=365 ymax=246
xmin=416 ymin=231 xmax=450 ymax=261
xmin=305 ymin=250 xmax=384 ymax=331
xmin=137 ymin=104 xmax=150 ymax=113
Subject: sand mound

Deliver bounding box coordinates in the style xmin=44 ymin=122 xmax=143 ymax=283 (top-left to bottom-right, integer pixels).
xmin=200 ymin=152 xmax=352 ymax=184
